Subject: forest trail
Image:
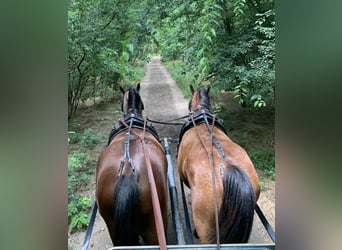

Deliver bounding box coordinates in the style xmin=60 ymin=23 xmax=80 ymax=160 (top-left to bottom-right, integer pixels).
xmin=68 ymin=56 xmax=274 ymax=249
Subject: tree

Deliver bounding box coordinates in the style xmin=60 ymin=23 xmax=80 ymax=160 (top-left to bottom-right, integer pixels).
xmin=68 ymin=0 xmax=150 ymax=119
xmin=68 ymin=0 xmax=275 ymax=118
xmin=155 ymin=0 xmax=275 ymax=107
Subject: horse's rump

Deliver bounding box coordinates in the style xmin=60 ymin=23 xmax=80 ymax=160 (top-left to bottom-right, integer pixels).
xmin=96 ymin=131 xmax=168 ymax=245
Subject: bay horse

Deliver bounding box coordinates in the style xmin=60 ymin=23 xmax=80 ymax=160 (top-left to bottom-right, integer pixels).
xmin=96 ymin=83 xmax=168 ymax=246
xmin=177 ymin=85 xmax=260 ymax=244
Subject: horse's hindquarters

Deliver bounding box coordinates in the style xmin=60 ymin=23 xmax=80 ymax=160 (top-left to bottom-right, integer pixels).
xmin=177 ymin=127 xmax=260 ymax=244
xmin=96 ymin=134 xmax=168 ymax=246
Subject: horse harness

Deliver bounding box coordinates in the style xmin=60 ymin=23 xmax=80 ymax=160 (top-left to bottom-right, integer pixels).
xmin=108 ymin=113 xmax=167 ymax=249
xmin=179 ymin=110 xmax=230 ymax=247
xmin=107 ymin=114 xmax=160 ymax=177
xmin=108 ymin=114 xmax=159 ymax=145
xmin=178 ymin=110 xmax=228 ymax=178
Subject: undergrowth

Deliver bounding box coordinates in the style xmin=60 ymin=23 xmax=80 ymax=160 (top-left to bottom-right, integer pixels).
xmin=68 ymin=62 xmax=145 ymax=234
xmin=163 ymin=60 xmax=194 ymax=98
xmin=68 ymin=129 xmax=104 ymax=232
xmin=249 ymin=149 xmax=275 ymax=181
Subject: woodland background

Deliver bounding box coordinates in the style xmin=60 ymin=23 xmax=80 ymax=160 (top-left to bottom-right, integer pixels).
xmin=68 ymin=0 xmax=274 ymax=119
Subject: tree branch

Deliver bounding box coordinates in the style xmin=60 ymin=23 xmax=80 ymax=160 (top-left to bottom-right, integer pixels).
xmin=101 ymin=12 xmax=116 ymax=32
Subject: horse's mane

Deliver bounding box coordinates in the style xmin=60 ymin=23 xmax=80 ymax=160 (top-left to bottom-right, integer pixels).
xmin=127 ymin=87 xmax=144 ymax=115
xmin=198 ymin=88 xmax=211 ymax=111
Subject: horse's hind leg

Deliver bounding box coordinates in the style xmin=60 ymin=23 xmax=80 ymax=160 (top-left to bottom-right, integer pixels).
xmin=191 ymin=192 xmax=216 ymax=243
xmin=140 ymin=214 xmax=159 ymax=245
xmin=98 ymin=206 xmax=115 ymax=244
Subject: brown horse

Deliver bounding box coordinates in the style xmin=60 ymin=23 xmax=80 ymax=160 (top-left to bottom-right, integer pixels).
xmin=177 ymin=85 xmax=260 ymax=244
xmin=96 ymin=83 xmax=168 ymax=246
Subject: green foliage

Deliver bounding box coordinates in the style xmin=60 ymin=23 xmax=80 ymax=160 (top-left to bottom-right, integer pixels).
xmin=233 ymin=83 xmax=248 ymax=105
xmin=68 ymin=197 xmax=92 ymax=231
xmin=251 ymin=94 xmax=267 ymax=107
xmin=249 ymin=149 xmax=275 ymax=180
xmin=69 ymin=128 xmax=106 ymax=148
xmin=68 ymin=0 xmax=153 ymax=119
xmin=155 ymin=0 xmax=275 ymax=108
xmin=259 ymin=180 xmax=266 ymax=191
xmin=163 ymin=60 xmax=195 ymax=98
xmin=68 ymin=150 xmax=94 ymax=232
xmin=79 ymin=128 xmax=104 ymax=149
xmin=68 ymin=151 xmax=87 ymax=171
xmin=233 ymin=0 xmax=247 ymax=17
xmin=67 ymin=128 xmax=104 ymax=233
xmin=68 ymin=151 xmax=89 ymax=195
xmin=68 ymin=0 xmax=275 ymax=116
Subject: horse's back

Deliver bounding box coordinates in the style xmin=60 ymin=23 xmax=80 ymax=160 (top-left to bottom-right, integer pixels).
xmin=178 ymin=125 xmax=259 ymax=196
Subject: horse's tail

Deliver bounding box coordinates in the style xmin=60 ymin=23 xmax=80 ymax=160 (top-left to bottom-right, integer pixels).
xmin=113 ymin=174 xmax=140 ymax=245
xmin=218 ymin=165 xmax=256 ymax=243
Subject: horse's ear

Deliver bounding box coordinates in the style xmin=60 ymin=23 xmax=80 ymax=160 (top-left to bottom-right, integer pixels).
xmin=136 ymin=82 xmax=141 ymax=93
xmin=207 ymin=85 xmax=211 ymax=94
xmin=119 ymin=85 xmax=125 ymax=94
xmin=190 ymin=85 xmax=195 ymax=95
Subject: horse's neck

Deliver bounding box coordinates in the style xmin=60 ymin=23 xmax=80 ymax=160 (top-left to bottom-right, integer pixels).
xmin=124 ymin=111 xmax=143 ymax=119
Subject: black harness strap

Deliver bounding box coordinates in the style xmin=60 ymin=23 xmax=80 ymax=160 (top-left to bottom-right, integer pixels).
xmin=108 ymin=114 xmax=159 ymax=145
xmin=178 ymin=111 xmax=229 ymax=176
xmin=81 ymin=202 xmax=97 ymax=250
xmin=117 ymin=118 xmax=137 ymax=177
xmin=202 ymin=113 xmax=228 ymax=178
xmin=180 ymin=179 xmax=194 ymax=244
xmin=178 ymin=110 xmax=227 ymax=147
xmin=255 ymin=203 xmax=275 ymax=242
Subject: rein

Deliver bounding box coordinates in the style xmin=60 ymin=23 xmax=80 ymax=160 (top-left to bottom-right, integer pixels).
xmin=146 ymin=114 xmax=188 ymax=126
xmin=119 ymin=117 xmax=167 ymax=250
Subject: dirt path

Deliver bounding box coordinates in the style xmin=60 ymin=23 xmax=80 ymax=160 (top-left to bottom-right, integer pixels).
xmin=68 ymin=56 xmax=274 ymax=249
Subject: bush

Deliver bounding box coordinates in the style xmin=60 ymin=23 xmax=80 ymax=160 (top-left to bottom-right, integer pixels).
xmin=68 ymin=197 xmax=92 ymax=231
xmin=249 ymin=149 xmax=275 ymax=181
xmin=79 ymin=128 xmax=102 ymax=149
xmin=68 ymin=151 xmax=93 ymax=232
xmin=68 ymin=151 xmax=87 ymax=171
xmin=164 ymin=60 xmax=194 ymax=98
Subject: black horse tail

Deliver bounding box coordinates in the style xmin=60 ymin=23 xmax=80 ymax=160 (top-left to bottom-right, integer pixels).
xmin=113 ymin=174 xmax=140 ymax=245
xmin=218 ymin=165 xmax=256 ymax=243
